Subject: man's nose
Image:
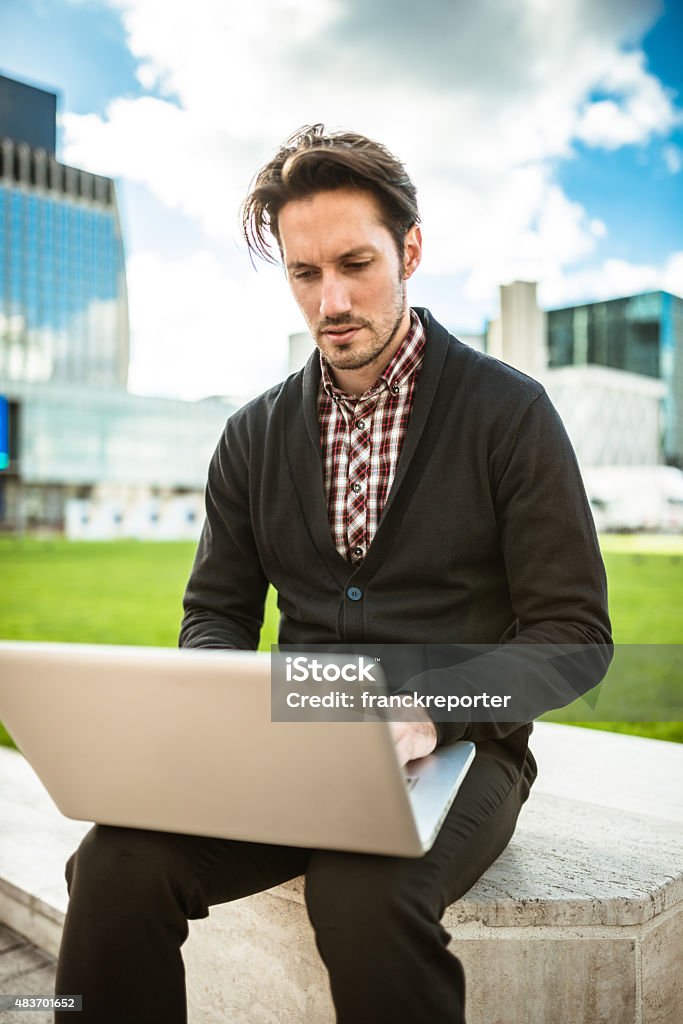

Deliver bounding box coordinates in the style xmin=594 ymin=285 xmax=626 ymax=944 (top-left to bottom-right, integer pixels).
xmin=319 ymin=272 xmax=352 ymax=319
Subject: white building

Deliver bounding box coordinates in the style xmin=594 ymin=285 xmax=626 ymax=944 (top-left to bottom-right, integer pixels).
xmin=541 ymin=365 xmax=665 ymax=468
xmin=487 ymin=281 xmax=548 ymax=379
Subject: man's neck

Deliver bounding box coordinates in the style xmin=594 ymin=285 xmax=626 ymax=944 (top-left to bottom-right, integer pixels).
xmin=330 ymin=366 xmax=382 ymax=399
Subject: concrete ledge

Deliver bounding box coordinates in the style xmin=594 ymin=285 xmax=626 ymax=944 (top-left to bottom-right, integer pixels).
xmin=1 ymin=724 xmax=682 ymax=1023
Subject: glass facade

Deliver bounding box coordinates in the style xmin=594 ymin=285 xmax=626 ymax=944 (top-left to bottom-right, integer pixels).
xmin=0 ymin=378 xmax=236 ymax=528
xmin=0 ymin=177 xmax=128 ymax=389
xmin=547 ymin=294 xmax=662 ymax=377
xmin=7 ymin=381 xmax=233 ymax=489
xmin=547 ymin=292 xmax=683 ymax=466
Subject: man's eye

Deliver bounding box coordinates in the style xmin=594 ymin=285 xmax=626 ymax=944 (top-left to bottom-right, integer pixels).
xmin=347 ymin=261 xmax=371 ymax=272
xmin=293 ymin=270 xmax=314 ymax=281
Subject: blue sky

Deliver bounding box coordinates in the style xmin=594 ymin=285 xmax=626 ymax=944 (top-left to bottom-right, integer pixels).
xmin=555 ymin=5 xmax=683 ymax=269
xmin=1 ymin=0 xmax=681 ymax=399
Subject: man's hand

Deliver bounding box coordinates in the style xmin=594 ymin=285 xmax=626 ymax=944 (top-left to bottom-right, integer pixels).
xmin=389 ymin=712 xmax=437 ymax=767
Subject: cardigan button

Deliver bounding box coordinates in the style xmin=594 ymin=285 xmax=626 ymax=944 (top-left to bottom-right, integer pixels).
xmin=346 ymin=586 xmax=363 ymax=601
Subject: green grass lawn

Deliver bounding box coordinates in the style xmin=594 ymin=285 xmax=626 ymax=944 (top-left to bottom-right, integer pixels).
xmin=0 ymin=539 xmax=198 ymax=647
xmin=562 ymin=535 xmax=683 ymax=744
xmin=1 ymin=535 xmax=681 ymax=745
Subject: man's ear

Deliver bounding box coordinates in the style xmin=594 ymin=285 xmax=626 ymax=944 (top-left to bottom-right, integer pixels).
xmin=403 ymin=224 xmax=422 ymax=280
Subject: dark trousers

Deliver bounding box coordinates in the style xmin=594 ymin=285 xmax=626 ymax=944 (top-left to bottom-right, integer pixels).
xmin=54 ymin=739 xmax=536 ymax=1024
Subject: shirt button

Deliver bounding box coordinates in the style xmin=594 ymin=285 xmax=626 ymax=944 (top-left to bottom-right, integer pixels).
xmin=391 ymin=384 xmax=400 ymax=394
xmin=346 ymin=586 xmax=363 ymax=601
xmin=351 ymin=482 xmax=362 ymax=493
xmin=356 ymin=419 xmax=366 ymax=429
xmin=354 ymin=547 xmax=364 ymax=557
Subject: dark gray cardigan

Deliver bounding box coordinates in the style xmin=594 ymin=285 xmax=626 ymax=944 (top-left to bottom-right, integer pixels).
xmin=180 ymin=308 xmax=612 ymax=752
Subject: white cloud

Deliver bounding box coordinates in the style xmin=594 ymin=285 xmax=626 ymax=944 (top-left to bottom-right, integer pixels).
xmin=539 ymin=251 xmax=683 ymax=308
xmin=589 ymin=218 xmax=608 ymax=238
xmin=575 ymin=51 xmax=680 ymax=149
xmin=125 ymin=249 xmax=303 ymax=401
xmin=424 ymin=169 xmax=608 ymax=303
xmin=662 ymin=252 xmax=683 ymax=297
xmin=663 ymin=143 xmax=683 ymax=174
xmin=62 ymin=97 xmax=249 ymax=242
xmin=62 ymin=1 xmax=679 ymax=243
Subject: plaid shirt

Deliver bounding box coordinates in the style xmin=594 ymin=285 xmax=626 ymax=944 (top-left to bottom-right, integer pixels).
xmin=318 ymin=309 xmax=426 ymax=564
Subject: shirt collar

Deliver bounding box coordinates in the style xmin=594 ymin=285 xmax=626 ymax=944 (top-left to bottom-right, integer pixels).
xmin=319 ymin=309 xmax=425 ymax=402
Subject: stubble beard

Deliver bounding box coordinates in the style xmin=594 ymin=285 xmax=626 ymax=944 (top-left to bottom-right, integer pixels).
xmin=316 ymin=279 xmax=407 ymax=373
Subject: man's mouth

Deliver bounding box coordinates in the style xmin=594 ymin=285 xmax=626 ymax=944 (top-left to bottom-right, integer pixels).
xmin=321 ymin=326 xmax=363 ymax=344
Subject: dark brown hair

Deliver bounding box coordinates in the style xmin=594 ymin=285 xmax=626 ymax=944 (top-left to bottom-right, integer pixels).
xmin=241 ymin=124 xmax=420 ymax=263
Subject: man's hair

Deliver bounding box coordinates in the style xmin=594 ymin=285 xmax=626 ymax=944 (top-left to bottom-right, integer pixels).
xmin=241 ymin=124 xmax=420 ymax=263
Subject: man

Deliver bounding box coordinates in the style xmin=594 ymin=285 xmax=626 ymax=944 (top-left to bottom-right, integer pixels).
xmin=55 ymin=125 xmax=611 ymax=1024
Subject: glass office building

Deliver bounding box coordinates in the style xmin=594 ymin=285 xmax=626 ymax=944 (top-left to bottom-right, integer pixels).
xmin=0 ymin=76 xmax=237 ymax=533
xmin=0 ymin=138 xmax=129 ymax=388
xmin=547 ymin=292 xmax=683 ymax=466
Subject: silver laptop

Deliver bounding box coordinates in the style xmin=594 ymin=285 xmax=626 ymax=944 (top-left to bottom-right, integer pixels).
xmin=0 ymin=641 xmax=475 ymax=857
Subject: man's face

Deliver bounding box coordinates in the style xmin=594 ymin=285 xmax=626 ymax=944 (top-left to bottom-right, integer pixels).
xmin=278 ymin=188 xmax=421 ymax=378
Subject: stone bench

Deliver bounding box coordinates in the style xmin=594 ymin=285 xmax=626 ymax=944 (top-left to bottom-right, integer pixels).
xmin=1 ymin=723 xmax=682 ymax=1023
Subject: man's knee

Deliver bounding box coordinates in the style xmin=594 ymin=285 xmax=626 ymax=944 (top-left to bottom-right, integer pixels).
xmin=64 ymin=825 xmax=205 ymax=922
xmin=305 ymin=853 xmax=435 ymax=943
